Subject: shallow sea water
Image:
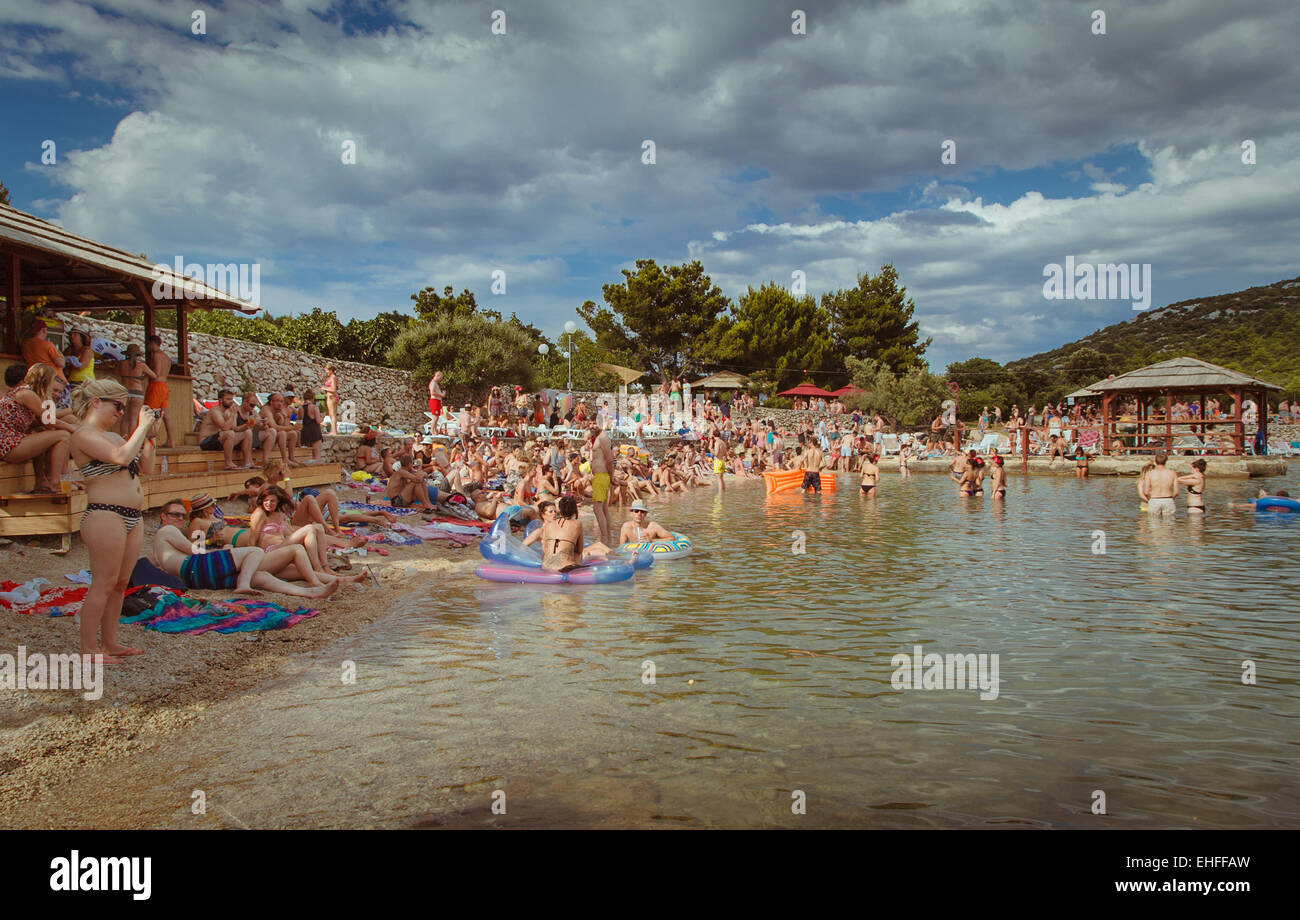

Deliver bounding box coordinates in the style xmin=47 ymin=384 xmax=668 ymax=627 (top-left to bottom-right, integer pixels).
xmin=155 ymin=472 xmax=1300 ymax=828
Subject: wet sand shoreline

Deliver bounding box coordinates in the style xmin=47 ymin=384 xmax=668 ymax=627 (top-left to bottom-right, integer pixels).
xmin=0 ymin=518 xmax=476 ymax=826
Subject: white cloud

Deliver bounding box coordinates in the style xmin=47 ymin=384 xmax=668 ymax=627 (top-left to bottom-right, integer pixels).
xmin=1 ymin=0 xmax=1296 ymax=361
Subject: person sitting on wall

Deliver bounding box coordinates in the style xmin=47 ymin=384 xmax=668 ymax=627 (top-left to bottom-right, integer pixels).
xmin=198 ymin=388 xmax=256 ymax=470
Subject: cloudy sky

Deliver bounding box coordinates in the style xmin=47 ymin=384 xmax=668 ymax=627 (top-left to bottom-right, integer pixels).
xmin=2 ymin=0 xmax=1297 ymax=372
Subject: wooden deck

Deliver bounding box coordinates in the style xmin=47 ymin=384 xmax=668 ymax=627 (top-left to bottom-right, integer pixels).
xmin=1 ymin=435 xmax=342 ymax=550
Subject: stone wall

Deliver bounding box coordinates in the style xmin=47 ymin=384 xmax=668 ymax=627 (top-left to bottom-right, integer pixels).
xmin=73 ymin=318 xmax=428 ymax=431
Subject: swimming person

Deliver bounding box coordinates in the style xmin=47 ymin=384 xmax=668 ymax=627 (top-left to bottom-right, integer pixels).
xmin=989 ymin=455 xmax=1006 ymax=500
xmin=1140 ymin=452 xmax=1179 ymax=516
xmin=858 ymin=451 xmax=879 ymax=496
xmin=1136 ymin=460 xmax=1155 ymax=510
xmin=538 ymin=495 xmax=611 ymax=572
xmin=1178 ymin=458 xmax=1207 ymax=514
xmin=618 ymin=499 xmax=672 ymax=544
xmin=588 ymin=422 xmax=615 ymax=546
xmin=949 ymin=450 xmax=969 ymax=488
xmin=801 ymin=436 xmax=824 ymax=492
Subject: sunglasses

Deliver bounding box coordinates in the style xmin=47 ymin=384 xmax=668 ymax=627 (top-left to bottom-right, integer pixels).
xmin=162 ymin=510 xmax=185 ymax=518
xmin=100 ymin=398 xmax=127 ymax=413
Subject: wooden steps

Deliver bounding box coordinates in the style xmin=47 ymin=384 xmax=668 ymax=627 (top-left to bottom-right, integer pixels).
xmin=142 ymin=461 xmax=342 ymax=508
xmin=0 ymin=455 xmax=343 ymax=547
xmin=0 ymin=491 xmax=86 ymax=551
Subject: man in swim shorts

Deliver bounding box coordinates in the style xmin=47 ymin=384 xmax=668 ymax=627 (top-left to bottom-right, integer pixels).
xmin=801 ymin=436 xmax=824 ymax=492
xmin=428 ymin=370 xmax=444 ymax=420
xmin=1140 ymin=452 xmax=1179 ymax=516
xmin=151 ymin=500 xmax=342 ymax=598
xmin=144 ymin=334 xmax=175 ymax=447
xmin=588 ymin=421 xmax=615 ymax=546
xmin=198 ymin=388 xmax=256 ymax=469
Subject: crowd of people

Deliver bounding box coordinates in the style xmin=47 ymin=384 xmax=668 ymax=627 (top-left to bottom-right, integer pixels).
xmin=4 ymin=329 xmax=1296 ymax=666
xmin=0 ymin=322 xmax=374 ymax=665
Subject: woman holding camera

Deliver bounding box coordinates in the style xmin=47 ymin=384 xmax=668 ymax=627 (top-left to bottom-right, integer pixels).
xmin=69 ymin=378 xmax=160 ymax=663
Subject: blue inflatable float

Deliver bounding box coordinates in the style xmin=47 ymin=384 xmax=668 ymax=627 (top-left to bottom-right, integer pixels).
xmin=1256 ymin=496 xmax=1300 ymax=512
xmin=475 ymin=511 xmax=651 ymax=584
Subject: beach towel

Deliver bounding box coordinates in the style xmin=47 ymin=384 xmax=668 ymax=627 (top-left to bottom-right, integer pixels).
xmin=0 ymin=580 xmax=86 ymax=617
xmin=341 ymin=501 xmax=420 ymax=515
xmin=120 ymin=588 xmax=319 ymax=634
xmin=392 ymin=522 xmax=478 ymax=545
xmin=364 ymin=529 xmax=424 ymax=547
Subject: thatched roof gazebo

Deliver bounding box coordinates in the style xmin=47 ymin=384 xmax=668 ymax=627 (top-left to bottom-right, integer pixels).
xmin=593 ymin=362 xmax=644 ymax=385
xmin=694 ymin=370 xmax=750 ymax=389
xmin=1091 ymin=357 xmax=1281 ymax=455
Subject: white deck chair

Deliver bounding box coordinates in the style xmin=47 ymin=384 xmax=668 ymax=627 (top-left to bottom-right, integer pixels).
xmin=878 ymin=433 xmax=901 ymax=455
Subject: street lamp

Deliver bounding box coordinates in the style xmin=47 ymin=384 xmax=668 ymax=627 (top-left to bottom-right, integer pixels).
xmin=563 ymin=320 xmax=577 ymax=392
xmin=538 ymin=342 xmax=549 ymax=374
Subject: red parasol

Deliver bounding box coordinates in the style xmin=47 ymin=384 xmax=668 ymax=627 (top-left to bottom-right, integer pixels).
xmin=778 ymin=383 xmax=837 ymax=398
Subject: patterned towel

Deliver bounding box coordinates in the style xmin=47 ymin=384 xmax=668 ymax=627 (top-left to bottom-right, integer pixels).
xmin=341 ymin=501 xmax=419 ymax=514
xmin=121 ymin=589 xmax=319 ymax=634
xmin=0 ymin=581 xmax=87 ymax=617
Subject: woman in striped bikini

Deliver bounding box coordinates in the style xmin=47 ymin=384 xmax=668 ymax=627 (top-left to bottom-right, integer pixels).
xmin=69 ymin=379 xmax=161 ymax=664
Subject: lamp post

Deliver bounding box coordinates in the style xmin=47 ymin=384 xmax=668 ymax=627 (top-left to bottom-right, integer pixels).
xmin=538 ymin=342 xmax=549 ymax=374
xmin=564 ymin=320 xmax=577 ymax=392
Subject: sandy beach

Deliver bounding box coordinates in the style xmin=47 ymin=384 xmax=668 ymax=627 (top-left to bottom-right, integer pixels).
xmin=0 ymin=487 xmax=478 ymax=827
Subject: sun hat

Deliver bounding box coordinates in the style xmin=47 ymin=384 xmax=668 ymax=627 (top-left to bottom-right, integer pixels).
xmin=189 ymin=492 xmax=215 ymax=514
xmin=629 ymin=499 xmax=649 ymax=512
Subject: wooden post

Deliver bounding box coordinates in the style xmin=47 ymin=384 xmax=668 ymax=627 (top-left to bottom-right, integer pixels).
xmin=1230 ymin=387 xmax=1243 ymax=454
xmin=1258 ymin=387 xmax=1267 ymax=453
xmin=176 ymin=302 xmax=189 ymax=373
xmin=4 ymin=253 xmax=19 ymax=355
xmin=1170 ymin=389 xmax=1180 ymax=454
xmin=133 ymin=279 xmax=156 ymax=340
xmin=1101 ymin=393 xmax=1112 ymax=455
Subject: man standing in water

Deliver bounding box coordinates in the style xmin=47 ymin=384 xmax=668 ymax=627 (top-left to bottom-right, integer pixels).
xmin=1140 ymin=452 xmax=1179 ymax=517
xmin=801 ymin=435 xmax=824 ymax=493
xmin=710 ymin=426 xmax=728 ymax=491
xmin=588 ymin=421 xmax=615 ymax=546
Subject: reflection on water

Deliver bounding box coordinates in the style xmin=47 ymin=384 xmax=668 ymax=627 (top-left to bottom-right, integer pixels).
xmin=158 ymin=474 xmax=1300 ymax=828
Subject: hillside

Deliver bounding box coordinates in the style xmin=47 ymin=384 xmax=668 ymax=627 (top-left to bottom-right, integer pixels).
xmin=1004 ymin=277 xmax=1300 ymax=403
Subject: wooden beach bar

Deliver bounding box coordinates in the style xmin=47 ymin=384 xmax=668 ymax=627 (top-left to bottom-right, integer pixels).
xmin=1090 ymin=357 xmax=1281 ymax=456
xmin=0 ymin=204 xmax=341 ymax=547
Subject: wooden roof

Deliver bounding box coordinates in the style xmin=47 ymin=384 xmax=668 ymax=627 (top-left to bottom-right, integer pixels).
xmin=1064 ymin=378 xmax=1109 ymax=400
xmin=1089 ymin=357 xmax=1281 ymax=393
xmin=694 ymin=370 xmax=750 ymax=388
xmin=0 ymin=204 xmax=260 ymax=314
xmin=593 ymin=362 xmax=643 ymax=384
